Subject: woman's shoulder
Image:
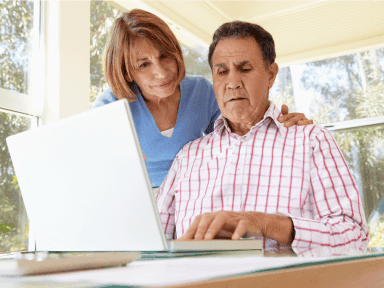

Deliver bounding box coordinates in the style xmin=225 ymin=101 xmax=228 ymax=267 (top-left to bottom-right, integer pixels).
xmin=182 ymin=75 xmax=213 ymax=88
xmin=91 ymin=88 xmax=117 ymax=109
xmin=181 ymin=75 xmax=215 ymax=100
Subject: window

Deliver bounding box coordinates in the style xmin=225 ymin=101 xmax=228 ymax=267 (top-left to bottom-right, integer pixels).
xmin=0 ymin=1 xmax=42 ymax=252
xmin=90 ymin=1 xmax=121 ymax=104
xmin=181 ymin=44 xmax=211 ymax=82
xmin=270 ymin=48 xmax=384 ymax=246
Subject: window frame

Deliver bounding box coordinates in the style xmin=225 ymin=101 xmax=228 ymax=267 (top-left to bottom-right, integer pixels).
xmin=0 ymin=0 xmax=44 ymax=120
xmin=277 ymin=44 xmax=384 ymax=133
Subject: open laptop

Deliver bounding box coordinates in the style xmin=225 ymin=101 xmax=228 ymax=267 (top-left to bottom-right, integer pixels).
xmin=6 ymin=99 xmax=262 ymax=252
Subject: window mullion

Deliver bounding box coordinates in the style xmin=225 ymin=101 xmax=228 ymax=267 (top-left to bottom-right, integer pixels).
xmin=322 ymin=116 xmax=384 ymax=132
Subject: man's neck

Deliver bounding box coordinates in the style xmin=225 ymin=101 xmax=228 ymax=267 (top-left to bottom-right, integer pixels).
xmin=226 ymin=103 xmax=270 ymax=136
xmin=227 ymin=118 xmax=261 ymax=136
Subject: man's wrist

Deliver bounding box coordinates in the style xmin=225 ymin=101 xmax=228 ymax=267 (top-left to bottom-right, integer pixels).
xmin=262 ymin=213 xmax=295 ymax=245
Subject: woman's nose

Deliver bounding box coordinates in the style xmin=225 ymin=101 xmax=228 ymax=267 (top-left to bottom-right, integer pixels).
xmin=153 ymin=62 xmax=167 ymax=79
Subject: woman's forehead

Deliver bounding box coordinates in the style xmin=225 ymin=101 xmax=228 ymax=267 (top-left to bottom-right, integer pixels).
xmin=133 ymin=37 xmax=162 ymax=59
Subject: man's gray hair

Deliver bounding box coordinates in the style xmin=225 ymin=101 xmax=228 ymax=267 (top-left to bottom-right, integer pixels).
xmin=208 ymin=21 xmax=276 ymax=69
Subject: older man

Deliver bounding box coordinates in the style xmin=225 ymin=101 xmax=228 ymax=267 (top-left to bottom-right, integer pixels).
xmin=156 ymin=21 xmax=368 ymax=250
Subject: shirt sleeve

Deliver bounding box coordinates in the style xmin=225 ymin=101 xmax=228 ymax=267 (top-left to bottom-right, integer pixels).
xmin=290 ymin=127 xmax=369 ymax=252
xmin=155 ymin=151 xmax=182 ymax=240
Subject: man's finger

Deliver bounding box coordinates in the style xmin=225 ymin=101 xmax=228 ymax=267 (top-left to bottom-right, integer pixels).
xmin=203 ymin=214 xmax=229 ymax=240
xmin=194 ymin=214 xmax=216 ymax=240
xmin=281 ymin=104 xmax=289 ymax=115
xmin=232 ymin=220 xmax=248 ymax=240
xmin=178 ymin=216 xmax=201 ymax=240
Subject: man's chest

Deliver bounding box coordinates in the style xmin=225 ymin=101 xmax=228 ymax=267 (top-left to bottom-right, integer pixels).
xmin=175 ymin=131 xmax=313 ymax=214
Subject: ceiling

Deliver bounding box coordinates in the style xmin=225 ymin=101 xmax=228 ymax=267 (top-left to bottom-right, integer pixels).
xmin=111 ymin=1 xmax=384 ymax=66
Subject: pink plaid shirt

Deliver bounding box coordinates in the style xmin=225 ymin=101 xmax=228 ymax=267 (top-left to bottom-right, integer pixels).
xmin=156 ymin=103 xmax=369 ymax=251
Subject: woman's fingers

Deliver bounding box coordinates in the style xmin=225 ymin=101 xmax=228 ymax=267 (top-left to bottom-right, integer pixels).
xmin=281 ymin=104 xmax=289 ymax=115
xmin=279 ymin=113 xmax=313 ymax=127
xmin=298 ymin=119 xmax=314 ymax=126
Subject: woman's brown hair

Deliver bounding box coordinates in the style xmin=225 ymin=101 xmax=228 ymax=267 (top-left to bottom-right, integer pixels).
xmin=104 ymin=9 xmax=186 ymax=102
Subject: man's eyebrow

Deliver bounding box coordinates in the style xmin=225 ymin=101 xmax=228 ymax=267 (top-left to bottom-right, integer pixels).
xmin=235 ymin=60 xmax=249 ymax=66
xmin=214 ymin=63 xmax=226 ymax=68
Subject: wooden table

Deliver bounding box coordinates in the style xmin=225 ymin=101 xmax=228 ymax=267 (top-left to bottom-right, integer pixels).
xmin=1 ymin=248 xmax=383 ymax=287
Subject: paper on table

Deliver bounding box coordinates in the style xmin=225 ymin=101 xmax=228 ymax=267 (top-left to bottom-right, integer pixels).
xmin=22 ymin=254 xmax=333 ymax=287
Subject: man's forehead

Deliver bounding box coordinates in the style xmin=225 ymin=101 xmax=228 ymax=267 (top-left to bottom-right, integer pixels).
xmin=212 ymin=37 xmax=263 ymax=65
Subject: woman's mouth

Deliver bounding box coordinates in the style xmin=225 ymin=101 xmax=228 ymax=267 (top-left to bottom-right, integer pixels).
xmin=157 ymin=80 xmax=173 ymax=88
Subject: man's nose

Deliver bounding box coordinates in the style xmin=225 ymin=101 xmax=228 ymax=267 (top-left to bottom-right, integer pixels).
xmin=226 ymin=71 xmax=242 ymax=89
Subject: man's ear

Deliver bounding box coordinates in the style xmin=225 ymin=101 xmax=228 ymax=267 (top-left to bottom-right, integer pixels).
xmin=268 ymin=62 xmax=279 ymax=88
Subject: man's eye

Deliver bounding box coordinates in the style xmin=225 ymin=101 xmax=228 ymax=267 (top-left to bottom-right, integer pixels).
xmin=218 ymin=70 xmax=227 ymax=75
xmin=242 ymin=68 xmax=251 ymax=72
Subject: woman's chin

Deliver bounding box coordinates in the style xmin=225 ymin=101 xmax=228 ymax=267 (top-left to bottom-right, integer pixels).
xmin=153 ymin=85 xmax=178 ymax=98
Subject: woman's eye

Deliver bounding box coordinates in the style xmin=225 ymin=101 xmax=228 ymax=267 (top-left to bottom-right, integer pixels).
xmin=139 ymin=62 xmax=149 ymax=68
xmin=160 ymin=54 xmax=167 ymax=59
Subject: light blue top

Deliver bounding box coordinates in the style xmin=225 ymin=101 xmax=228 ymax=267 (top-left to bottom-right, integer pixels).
xmin=92 ymin=75 xmax=220 ymax=187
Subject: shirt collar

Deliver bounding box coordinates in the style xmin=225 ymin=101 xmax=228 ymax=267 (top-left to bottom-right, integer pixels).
xmin=213 ymin=101 xmax=287 ymax=137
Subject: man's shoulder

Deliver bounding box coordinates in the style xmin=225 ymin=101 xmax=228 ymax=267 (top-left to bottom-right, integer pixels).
xmin=284 ymin=124 xmax=336 ymax=150
xmin=285 ymin=123 xmax=329 ymax=138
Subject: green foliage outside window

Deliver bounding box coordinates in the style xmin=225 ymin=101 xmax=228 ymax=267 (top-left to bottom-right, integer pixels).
xmin=0 ymin=0 xmax=33 ymax=252
xmin=90 ymin=1 xmax=121 ymax=104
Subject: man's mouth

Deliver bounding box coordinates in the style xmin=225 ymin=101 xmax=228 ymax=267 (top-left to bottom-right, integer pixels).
xmin=228 ymin=98 xmax=246 ymax=102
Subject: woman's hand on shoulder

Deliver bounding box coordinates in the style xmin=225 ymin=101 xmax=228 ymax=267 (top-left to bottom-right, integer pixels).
xmin=278 ymin=104 xmax=314 ymax=128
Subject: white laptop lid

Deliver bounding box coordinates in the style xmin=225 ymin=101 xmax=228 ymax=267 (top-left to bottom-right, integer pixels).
xmin=6 ymin=99 xmax=168 ymax=251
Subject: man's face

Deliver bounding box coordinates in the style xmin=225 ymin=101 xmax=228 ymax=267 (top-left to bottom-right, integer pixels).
xmin=212 ymin=37 xmax=278 ymax=127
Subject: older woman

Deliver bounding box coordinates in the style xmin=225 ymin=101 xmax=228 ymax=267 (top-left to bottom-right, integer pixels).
xmin=92 ymin=9 xmax=312 ymax=190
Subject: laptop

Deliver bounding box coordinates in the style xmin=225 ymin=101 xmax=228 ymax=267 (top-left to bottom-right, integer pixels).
xmin=6 ymin=99 xmax=262 ymax=252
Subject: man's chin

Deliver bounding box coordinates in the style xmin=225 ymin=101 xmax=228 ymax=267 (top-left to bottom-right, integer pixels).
xmin=225 ymin=110 xmax=251 ymax=123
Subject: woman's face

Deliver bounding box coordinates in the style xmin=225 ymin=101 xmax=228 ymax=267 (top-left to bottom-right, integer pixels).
xmin=131 ymin=37 xmax=179 ymax=100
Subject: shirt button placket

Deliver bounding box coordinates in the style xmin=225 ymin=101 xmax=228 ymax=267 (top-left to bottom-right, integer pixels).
xmin=234 ymin=138 xmax=244 ymax=212
xmin=239 ymin=136 xmax=248 ymax=212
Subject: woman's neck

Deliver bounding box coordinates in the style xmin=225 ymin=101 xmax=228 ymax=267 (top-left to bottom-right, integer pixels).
xmin=142 ymin=85 xmax=181 ymax=131
xmin=142 ymin=86 xmax=181 ymax=109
